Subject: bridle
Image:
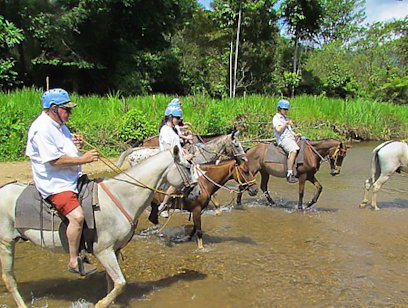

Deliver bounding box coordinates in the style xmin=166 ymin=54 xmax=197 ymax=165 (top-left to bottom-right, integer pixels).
xmin=193 ymin=136 xmax=247 ymax=162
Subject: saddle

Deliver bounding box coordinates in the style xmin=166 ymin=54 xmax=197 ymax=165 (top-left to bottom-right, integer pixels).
xmin=263 ymin=140 xmax=307 ymax=174
xmin=15 ymin=174 xmax=99 ymax=253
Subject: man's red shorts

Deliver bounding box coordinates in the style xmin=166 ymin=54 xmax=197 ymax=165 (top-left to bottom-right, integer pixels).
xmin=47 ymin=191 xmax=80 ymax=216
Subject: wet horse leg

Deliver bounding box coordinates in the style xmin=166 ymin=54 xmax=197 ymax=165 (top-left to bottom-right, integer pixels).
xmin=359 ymin=178 xmax=373 ymax=208
xmin=0 ymin=240 xmax=26 ymax=307
xmin=190 ymin=206 xmax=204 ymax=249
xmin=105 ymin=250 xmax=122 ymax=294
xmin=260 ymin=170 xmax=275 ymax=205
xmin=305 ymin=174 xmax=323 ymax=208
xmin=297 ymin=173 xmax=310 ymax=210
xmin=371 ymin=174 xmax=391 ymax=211
xmin=94 ymin=248 xmax=126 ymax=308
xmin=236 ymin=191 xmax=243 ymax=206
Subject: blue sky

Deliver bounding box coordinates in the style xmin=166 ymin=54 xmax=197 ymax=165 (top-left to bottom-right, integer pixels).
xmin=197 ymin=0 xmax=408 ymax=24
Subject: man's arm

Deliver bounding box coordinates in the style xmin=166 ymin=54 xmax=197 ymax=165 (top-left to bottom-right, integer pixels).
xmin=49 ymin=149 xmax=99 ymax=167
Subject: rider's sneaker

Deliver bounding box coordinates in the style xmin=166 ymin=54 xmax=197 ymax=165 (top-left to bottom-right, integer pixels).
xmin=158 ymin=203 xmax=167 ymax=212
xmin=286 ymin=174 xmax=298 ymax=184
xmin=160 ymin=210 xmax=169 ymax=218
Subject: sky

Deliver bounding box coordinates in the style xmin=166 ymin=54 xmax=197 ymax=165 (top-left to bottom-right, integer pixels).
xmin=197 ymin=0 xmax=408 ymax=24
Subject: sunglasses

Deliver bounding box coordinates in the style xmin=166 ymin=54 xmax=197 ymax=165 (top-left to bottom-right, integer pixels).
xmin=59 ymin=106 xmax=73 ymax=112
xmin=174 ymin=116 xmax=181 ymax=120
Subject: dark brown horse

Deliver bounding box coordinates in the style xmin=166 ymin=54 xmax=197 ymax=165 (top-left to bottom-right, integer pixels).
xmin=237 ymin=139 xmax=349 ymax=210
xmin=149 ymin=159 xmax=258 ymax=248
xmin=135 ymin=134 xmax=223 ymax=147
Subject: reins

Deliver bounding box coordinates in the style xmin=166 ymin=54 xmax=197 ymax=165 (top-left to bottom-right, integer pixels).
xmin=81 ymin=138 xmax=185 ymax=198
xmin=195 ymin=163 xmax=255 ymax=194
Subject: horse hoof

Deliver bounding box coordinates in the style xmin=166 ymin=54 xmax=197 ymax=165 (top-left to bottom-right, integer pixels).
xmin=359 ymin=202 xmax=367 ymax=208
xmin=372 ymin=206 xmax=380 ymax=211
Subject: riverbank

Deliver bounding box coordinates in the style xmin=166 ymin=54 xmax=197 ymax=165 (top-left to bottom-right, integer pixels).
xmin=1 ymin=88 xmax=407 ymax=162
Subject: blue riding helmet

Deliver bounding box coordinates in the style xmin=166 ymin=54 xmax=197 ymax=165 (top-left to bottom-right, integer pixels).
xmin=167 ymin=98 xmax=181 ymax=108
xmin=41 ymin=88 xmax=76 ymax=109
xmin=277 ymin=99 xmax=290 ymax=110
xmin=169 ymin=108 xmax=183 ymax=118
xmin=165 ymin=105 xmax=182 ymax=116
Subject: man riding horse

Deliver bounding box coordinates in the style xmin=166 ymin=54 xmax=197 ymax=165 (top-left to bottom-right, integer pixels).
xmin=26 ymin=88 xmax=99 ymax=276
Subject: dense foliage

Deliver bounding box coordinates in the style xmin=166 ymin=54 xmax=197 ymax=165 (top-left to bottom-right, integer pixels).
xmin=0 ymin=89 xmax=407 ymax=162
xmin=0 ymin=0 xmax=406 ymax=104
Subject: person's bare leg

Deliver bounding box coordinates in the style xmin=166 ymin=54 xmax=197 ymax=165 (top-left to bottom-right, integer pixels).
xmin=287 ymin=150 xmax=297 ymax=175
xmin=65 ymin=207 xmax=85 ymax=268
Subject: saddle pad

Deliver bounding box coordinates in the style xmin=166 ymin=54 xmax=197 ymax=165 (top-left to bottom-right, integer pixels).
xmin=264 ymin=140 xmax=306 ymax=166
xmin=15 ymin=176 xmax=96 ymax=231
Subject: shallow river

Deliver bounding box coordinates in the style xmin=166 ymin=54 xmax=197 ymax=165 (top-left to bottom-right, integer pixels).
xmin=1 ymin=142 xmax=407 ymax=307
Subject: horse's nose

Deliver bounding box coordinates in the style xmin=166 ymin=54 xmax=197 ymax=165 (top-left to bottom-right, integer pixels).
xmin=330 ymin=169 xmax=340 ymax=176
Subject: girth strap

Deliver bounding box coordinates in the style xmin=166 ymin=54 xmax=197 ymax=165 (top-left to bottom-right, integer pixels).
xmin=97 ymin=180 xmax=137 ymax=229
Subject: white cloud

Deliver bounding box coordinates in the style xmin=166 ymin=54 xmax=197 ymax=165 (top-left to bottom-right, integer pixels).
xmin=365 ymin=0 xmax=408 ymax=23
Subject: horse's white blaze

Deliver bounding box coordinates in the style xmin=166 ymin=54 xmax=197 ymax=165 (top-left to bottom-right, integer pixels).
xmin=0 ymin=147 xmax=191 ymax=307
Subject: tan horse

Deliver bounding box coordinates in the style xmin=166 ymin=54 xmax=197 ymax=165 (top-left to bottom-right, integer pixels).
xmin=237 ymin=139 xmax=350 ymax=210
xmin=0 ymin=147 xmax=192 ymax=307
xmin=149 ymin=159 xmax=258 ymax=249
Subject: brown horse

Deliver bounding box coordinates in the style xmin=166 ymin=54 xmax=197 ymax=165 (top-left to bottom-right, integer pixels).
xmin=135 ymin=134 xmax=223 ymax=147
xmin=149 ymin=159 xmax=258 ymax=248
xmin=237 ymin=139 xmax=349 ymax=210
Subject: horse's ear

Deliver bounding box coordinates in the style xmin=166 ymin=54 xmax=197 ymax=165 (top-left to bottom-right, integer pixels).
xmin=232 ymin=129 xmax=240 ymax=139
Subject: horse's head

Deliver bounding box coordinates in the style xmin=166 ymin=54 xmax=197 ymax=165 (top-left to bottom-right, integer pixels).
xmin=225 ymin=130 xmax=247 ymax=164
xmin=233 ymin=160 xmax=258 ymax=196
xmin=328 ymin=142 xmax=350 ymax=176
xmin=165 ymin=146 xmax=194 ymax=188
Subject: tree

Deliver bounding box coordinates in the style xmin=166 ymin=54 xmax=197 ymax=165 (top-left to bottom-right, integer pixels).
xmin=315 ymin=0 xmax=366 ymax=47
xmin=0 ymin=16 xmax=24 ymax=90
xmin=280 ymin=0 xmax=323 ymax=97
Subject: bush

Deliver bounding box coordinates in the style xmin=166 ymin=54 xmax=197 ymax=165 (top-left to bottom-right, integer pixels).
xmin=118 ymin=109 xmax=157 ymax=143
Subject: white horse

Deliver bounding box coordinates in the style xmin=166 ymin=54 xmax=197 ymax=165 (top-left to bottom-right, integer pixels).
xmin=360 ymin=141 xmax=408 ymax=210
xmin=117 ymin=130 xmax=246 ymax=167
xmin=0 ymin=146 xmax=192 ymax=307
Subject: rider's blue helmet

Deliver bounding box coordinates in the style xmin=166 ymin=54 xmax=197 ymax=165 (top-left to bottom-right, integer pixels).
xmin=168 ymin=98 xmax=181 ymax=108
xmin=41 ymin=88 xmax=76 ymax=109
xmin=277 ymin=99 xmax=290 ymax=110
xmin=169 ymin=108 xmax=183 ymax=118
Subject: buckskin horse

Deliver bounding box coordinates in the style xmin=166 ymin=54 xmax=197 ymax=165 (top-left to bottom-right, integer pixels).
xmin=237 ymin=139 xmax=349 ymax=210
xmin=0 ymin=147 xmax=192 ymax=307
xmin=360 ymin=141 xmax=408 ymax=210
xmin=117 ymin=130 xmax=247 ymax=167
xmin=149 ymin=158 xmax=258 ymax=249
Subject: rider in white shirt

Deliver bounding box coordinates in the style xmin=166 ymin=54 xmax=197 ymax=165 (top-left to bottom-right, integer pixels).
xmin=26 ymin=88 xmax=99 ymax=276
xmin=158 ymin=107 xmax=193 ymax=217
xmin=272 ymin=99 xmax=301 ymax=183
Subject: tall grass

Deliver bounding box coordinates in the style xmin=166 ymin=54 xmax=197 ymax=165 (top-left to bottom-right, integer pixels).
xmin=0 ymin=88 xmax=407 ymax=161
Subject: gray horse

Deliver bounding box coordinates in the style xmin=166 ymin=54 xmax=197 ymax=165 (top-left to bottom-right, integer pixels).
xmin=0 ymin=147 xmax=191 ymax=307
xmin=360 ymin=141 xmax=408 ymax=210
xmin=117 ymin=130 xmax=246 ymax=167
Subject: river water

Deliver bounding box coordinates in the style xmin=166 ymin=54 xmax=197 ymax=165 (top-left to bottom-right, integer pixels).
xmin=1 ymin=142 xmax=407 ymax=307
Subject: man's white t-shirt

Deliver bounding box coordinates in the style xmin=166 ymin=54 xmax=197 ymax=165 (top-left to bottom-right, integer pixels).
xmin=272 ymin=113 xmax=295 ymax=145
xmin=26 ymin=112 xmax=81 ymax=198
xmin=159 ymin=124 xmax=182 ymax=152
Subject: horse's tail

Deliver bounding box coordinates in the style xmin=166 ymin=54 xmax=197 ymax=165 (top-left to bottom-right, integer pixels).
xmin=370 ymin=141 xmax=394 ymax=184
xmin=116 ymin=147 xmax=138 ymax=167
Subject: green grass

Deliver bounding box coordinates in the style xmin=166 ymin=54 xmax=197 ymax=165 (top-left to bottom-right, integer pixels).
xmin=1 ymin=88 xmax=407 ymax=161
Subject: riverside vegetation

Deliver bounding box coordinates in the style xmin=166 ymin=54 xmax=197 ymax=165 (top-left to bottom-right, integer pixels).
xmin=1 ymin=88 xmax=407 ymax=162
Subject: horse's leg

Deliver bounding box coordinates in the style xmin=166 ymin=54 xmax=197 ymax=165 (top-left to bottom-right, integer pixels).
xmin=191 ymin=206 xmax=204 ymax=249
xmin=260 ymin=170 xmax=275 ymax=205
xmin=236 ymin=190 xmax=243 ymax=205
xmin=359 ymin=179 xmax=372 ymax=208
xmin=105 ymin=250 xmax=121 ymax=294
xmin=210 ymin=195 xmax=222 ymax=215
xmin=297 ymin=175 xmax=307 ymax=210
xmin=305 ymin=174 xmax=323 ymax=208
xmin=0 ymin=240 xmax=27 ymax=307
xmin=148 ymin=204 xmax=159 ymax=225
xmin=94 ymin=248 xmax=126 ymax=308
xmin=371 ymin=175 xmax=390 ymax=211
